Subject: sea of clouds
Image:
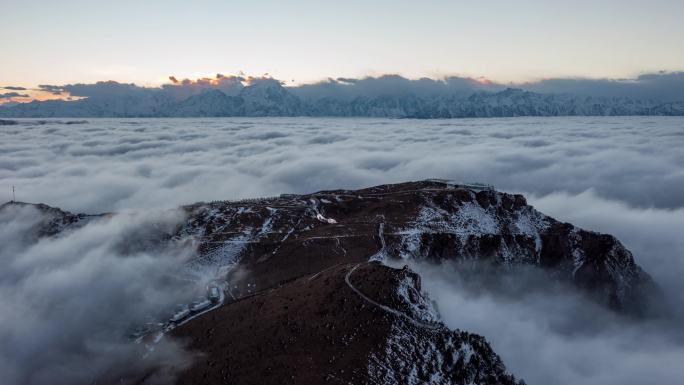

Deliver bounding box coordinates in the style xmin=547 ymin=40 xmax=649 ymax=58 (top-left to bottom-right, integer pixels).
xmin=1 ymin=116 xmax=683 ymax=384
xmin=403 ymin=260 xmax=684 ymax=385
xmin=2 ymin=117 xmax=683 ymax=212
xmin=0 ymin=205 xmax=207 ymax=385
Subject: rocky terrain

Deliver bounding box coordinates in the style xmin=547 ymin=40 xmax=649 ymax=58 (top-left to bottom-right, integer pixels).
xmin=174 ymin=180 xmax=662 ymax=315
xmin=2 ymin=180 xmax=666 ymax=384
xmin=170 ymin=262 xmax=523 ymax=385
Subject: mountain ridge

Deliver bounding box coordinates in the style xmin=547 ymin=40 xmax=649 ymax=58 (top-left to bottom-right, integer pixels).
xmin=2 ymin=180 xmax=669 ymax=384
xmin=2 ymin=82 xmax=683 ymax=118
xmin=2 ymin=180 xmax=665 ymax=317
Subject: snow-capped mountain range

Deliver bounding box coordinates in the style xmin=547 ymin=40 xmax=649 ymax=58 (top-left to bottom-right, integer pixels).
xmin=2 ymin=80 xmax=683 ymax=118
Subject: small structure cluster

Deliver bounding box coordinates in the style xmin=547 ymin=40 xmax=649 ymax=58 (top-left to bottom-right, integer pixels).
xmin=169 ymin=284 xmax=223 ymax=325
xmin=425 ymin=178 xmax=494 ymax=191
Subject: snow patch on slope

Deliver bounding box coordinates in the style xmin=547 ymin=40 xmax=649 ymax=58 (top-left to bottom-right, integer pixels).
xmin=185 ymin=228 xmax=253 ymax=279
xmin=396 ymin=274 xmax=440 ymax=324
xmin=368 ymin=323 xmax=518 ymax=385
xmin=394 ymin=194 xmax=551 ymax=264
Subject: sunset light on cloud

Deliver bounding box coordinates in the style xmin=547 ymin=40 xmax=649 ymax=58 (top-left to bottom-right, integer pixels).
xmin=0 ymin=87 xmax=81 ymax=105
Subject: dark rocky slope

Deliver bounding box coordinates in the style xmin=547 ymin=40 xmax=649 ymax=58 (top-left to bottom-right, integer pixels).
xmin=171 ymin=262 xmax=523 ymax=385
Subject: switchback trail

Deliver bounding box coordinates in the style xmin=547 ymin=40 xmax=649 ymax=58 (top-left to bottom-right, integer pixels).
xmin=344 ymin=264 xmax=444 ymax=331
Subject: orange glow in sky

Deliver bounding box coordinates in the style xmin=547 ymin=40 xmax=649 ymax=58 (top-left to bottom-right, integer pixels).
xmin=0 ymin=90 xmax=85 ymax=105
xmin=2 ymin=1 xmax=683 ymax=92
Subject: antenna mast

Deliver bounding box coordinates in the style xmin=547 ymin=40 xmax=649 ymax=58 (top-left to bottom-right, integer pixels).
xmin=12 ymin=186 xmax=15 ymax=202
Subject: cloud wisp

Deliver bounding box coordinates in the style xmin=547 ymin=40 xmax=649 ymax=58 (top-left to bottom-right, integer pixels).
xmin=0 ymin=205 xmax=204 ymax=385
xmin=0 ymin=92 xmax=30 ymax=99
xmin=529 ymin=190 xmax=684 ymax=319
xmin=396 ymin=259 xmax=684 ymax=385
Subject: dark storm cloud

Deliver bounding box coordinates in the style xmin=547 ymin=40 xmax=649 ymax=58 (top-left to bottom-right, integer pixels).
xmin=3 ymin=86 xmax=27 ymax=91
xmin=35 ymin=82 xmax=156 ymax=99
xmin=60 ymin=81 xmax=153 ymax=98
xmin=335 ymin=77 xmax=358 ymax=84
xmin=37 ymin=84 xmax=66 ymax=93
xmin=524 ymin=71 xmax=684 ymax=101
xmin=34 ymin=74 xmax=269 ymax=103
xmin=290 ymin=72 xmax=684 ymax=102
xmin=290 ymin=74 xmax=501 ymax=100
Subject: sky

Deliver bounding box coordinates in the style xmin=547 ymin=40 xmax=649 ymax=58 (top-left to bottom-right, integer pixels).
xmin=2 ymin=0 xmax=684 ymax=89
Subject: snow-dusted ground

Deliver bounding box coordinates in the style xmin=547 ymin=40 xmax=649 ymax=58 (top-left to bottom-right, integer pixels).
xmin=390 ymin=194 xmax=550 ymax=265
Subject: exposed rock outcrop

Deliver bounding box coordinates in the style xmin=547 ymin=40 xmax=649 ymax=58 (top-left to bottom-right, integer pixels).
xmin=174 ymin=180 xmax=663 ymax=315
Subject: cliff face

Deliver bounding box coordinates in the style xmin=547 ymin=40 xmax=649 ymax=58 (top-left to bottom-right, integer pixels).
xmin=3 ymin=180 xmax=665 ymax=384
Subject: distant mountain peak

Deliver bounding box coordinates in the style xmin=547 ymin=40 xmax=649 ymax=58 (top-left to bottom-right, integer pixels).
xmin=2 ymin=84 xmax=683 ymax=118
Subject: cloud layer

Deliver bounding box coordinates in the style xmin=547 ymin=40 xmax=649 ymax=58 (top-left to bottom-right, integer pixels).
xmin=401 ymin=259 xmax=684 ymax=385
xmin=0 ymin=92 xmax=29 ymax=99
xmin=523 ymin=72 xmax=684 ymax=101
xmin=2 ymin=117 xmax=683 ymax=212
xmin=0 ymin=206 xmax=205 ymax=384
xmin=1 ymin=116 xmax=683 ymax=384
xmin=529 ymin=190 xmax=684 ymax=319
xmin=8 ymin=71 xmax=684 ymax=105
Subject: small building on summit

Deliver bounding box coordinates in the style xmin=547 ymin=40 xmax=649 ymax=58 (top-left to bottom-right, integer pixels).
xmin=425 ymin=178 xmax=494 ymax=191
